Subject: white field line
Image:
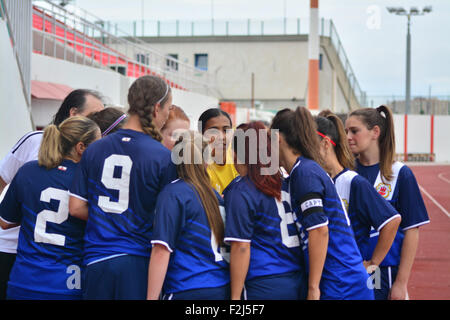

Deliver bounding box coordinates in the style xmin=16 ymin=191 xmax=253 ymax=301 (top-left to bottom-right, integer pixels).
xmin=419 ymin=185 xmax=450 ymax=219
xmin=438 ymin=172 xmax=450 ymax=184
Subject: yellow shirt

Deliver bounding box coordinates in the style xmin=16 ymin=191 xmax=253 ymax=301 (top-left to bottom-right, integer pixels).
xmin=207 ymin=151 xmax=239 ymax=194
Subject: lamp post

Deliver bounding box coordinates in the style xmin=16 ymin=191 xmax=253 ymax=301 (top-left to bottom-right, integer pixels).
xmin=387 ymin=6 xmax=432 ymax=114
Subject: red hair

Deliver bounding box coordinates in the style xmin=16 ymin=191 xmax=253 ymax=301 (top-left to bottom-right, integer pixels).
xmin=232 ymin=121 xmax=282 ymax=200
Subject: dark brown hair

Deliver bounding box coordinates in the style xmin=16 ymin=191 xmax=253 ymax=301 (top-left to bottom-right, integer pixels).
xmin=349 ymin=105 xmax=395 ymax=182
xmin=270 ymin=107 xmax=323 ymax=166
xmin=87 ymin=107 xmax=126 ymax=136
xmin=52 ymin=89 xmax=103 ymax=126
xmin=316 ymin=109 xmax=355 ymax=170
xmin=127 ymin=75 xmax=171 ymax=142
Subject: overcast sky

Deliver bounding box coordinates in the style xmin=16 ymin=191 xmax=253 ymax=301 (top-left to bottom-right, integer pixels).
xmin=68 ymin=0 xmax=450 ymax=98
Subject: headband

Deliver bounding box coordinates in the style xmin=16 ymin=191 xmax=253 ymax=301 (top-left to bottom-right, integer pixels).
xmin=317 ymin=131 xmax=336 ymax=147
xmin=156 ymin=83 xmax=170 ymax=105
xmin=102 ymin=114 xmax=127 ymax=137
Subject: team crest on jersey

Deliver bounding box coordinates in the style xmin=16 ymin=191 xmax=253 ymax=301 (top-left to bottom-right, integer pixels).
xmin=57 ymin=166 xmax=67 ymax=171
xmin=376 ymin=183 xmax=392 ymax=198
xmin=342 ymin=198 xmax=349 ymax=212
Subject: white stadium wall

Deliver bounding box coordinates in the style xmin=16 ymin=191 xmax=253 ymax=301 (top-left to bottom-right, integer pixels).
xmin=407 ymin=115 xmax=431 ymax=154
xmin=393 ymin=114 xmax=450 ymax=162
xmin=434 ymin=115 xmax=450 ymax=162
xmin=170 ymin=87 xmax=219 ymax=130
xmin=31 ymin=54 xmax=219 ymax=130
xmin=0 ymin=20 xmax=34 ymax=159
xmin=31 ymin=53 xmax=129 ymax=107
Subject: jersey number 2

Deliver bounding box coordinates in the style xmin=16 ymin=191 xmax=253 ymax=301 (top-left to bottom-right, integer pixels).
xmin=34 ymin=187 xmax=69 ymax=246
xmin=98 ymin=155 xmax=133 ymax=214
xmin=277 ymin=192 xmax=300 ymax=248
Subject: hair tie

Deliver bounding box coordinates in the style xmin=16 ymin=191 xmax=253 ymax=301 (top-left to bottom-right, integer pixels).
xmin=102 ymin=114 xmax=127 ymax=137
xmin=317 ymin=131 xmax=336 ymax=147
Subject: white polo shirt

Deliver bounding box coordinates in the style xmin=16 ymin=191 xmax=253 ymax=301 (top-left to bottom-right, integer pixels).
xmin=0 ymin=131 xmax=43 ymax=254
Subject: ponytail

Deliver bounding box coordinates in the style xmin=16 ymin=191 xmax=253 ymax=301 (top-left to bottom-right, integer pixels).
xmin=38 ymin=125 xmax=63 ymax=169
xmin=38 ymin=116 xmax=100 ymax=169
xmin=349 ymin=105 xmax=396 ymax=181
xmin=271 ymin=107 xmax=323 ymax=166
xmin=376 ymin=105 xmax=395 ymax=182
xmin=316 ymin=110 xmax=355 ymax=170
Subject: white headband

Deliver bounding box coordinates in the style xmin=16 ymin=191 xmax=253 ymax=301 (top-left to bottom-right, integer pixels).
xmin=157 ymin=83 xmax=170 ymax=105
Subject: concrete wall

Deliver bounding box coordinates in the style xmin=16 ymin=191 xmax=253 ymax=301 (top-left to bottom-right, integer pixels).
xmin=119 ymin=35 xmax=356 ymax=112
xmin=0 ymin=20 xmax=33 ymax=158
xmin=136 ymin=36 xmax=310 ymax=103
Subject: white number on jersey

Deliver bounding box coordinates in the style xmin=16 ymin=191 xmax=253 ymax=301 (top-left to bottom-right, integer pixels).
xmin=98 ymin=154 xmax=133 ymax=214
xmin=277 ymin=191 xmax=300 ymax=248
xmin=210 ymin=205 xmax=229 ymax=262
xmin=34 ymin=187 xmax=69 ymax=246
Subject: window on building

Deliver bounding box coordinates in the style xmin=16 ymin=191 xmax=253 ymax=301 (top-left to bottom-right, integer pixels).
xmin=136 ymin=53 xmax=149 ymax=65
xmin=166 ymin=54 xmax=178 ymax=71
xmin=195 ymin=54 xmax=208 ymax=71
xmin=319 ymin=53 xmax=323 ymax=71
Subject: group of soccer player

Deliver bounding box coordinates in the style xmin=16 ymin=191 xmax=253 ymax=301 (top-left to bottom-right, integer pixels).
xmin=0 ymin=75 xmax=429 ymax=300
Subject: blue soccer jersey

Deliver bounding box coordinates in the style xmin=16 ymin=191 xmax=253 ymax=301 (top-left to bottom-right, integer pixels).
xmin=288 ymin=157 xmax=373 ymax=300
xmin=151 ymin=179 xmax=229 ymax=295
xmin=333 ymin=169 xmax=401 ymax=261
xmin=356 ymin=160 xmax=430 ymax=267
xmin=69 ymin=129 xmax=177 ymax=265
xmin=0 ymin=160 xmax=85 ymax=298
xmin=224 ymin=176 xmax=304 ymax=280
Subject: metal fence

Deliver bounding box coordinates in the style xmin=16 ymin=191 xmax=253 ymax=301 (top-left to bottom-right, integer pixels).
xmin=0 ymin=0 xmax=32 ymax=107
xmin=366 ymin=95 xmax=450 ymax=115
xmin=32 ymin=0 xmax=218 ymax=96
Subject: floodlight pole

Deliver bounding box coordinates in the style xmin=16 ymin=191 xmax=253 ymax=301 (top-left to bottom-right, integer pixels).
xmin=406 ymin=14 xmax=411 ymax=114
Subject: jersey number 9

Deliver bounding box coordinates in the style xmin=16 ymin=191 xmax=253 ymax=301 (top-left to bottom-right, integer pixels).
xmin=98 ymin=155 xmax=133 ymax=214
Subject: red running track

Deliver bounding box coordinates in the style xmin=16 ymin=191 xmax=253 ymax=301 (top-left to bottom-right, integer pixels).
xmin=408 ymin=164 xmax=450 ymax=300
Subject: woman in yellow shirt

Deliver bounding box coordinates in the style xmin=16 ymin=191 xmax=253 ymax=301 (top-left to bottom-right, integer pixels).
xmin=198 ymin=108 xmax=238 ymax=194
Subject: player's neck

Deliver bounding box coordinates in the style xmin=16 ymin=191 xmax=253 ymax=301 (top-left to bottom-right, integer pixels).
xmin=122 ymin=114 xmax=144 ymax=133
xmin=282 ymin=150 xmax=300 ymax=174
xmin=327 ymin=155 xmax=344 ymax=178
xmin=358 ymin=144 xmax=380 ymax=167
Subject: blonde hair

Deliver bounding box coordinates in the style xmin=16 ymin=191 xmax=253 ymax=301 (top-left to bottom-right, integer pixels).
xmin=38 ymin=116 xmax=100 ymax=169
xmin=173 ymin=131 xmax=224 ymax=245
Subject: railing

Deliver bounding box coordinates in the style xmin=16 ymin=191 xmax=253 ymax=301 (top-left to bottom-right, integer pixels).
xmin=366 ymin=95 xmax=450 ymax=115
xmin=0 ymin=0 xmax=32 ymax=107
xmin=328 ymin=20 xmax=366 ymax=108
xmin=108 ymin=18 xmax=310 ymax=37
xmin=31 ymin=0 xmax=218 ymax=96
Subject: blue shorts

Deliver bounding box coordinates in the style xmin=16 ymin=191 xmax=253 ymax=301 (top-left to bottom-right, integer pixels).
xmin=82 ymin=254 xmax=149 ymax=300
xmin=372 ymin=266 xmax=399 ymax=300
xmin=162 ymin=285 xmax=230 ymax=300
xmin=244 ymin=271 xmax=307 ymax=300
xmin=7 ymin=284 xmax=81 ymax=300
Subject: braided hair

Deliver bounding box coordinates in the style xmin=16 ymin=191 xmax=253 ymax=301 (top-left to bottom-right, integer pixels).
xmin=127 ymin=76 xmax=171 ymax=142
